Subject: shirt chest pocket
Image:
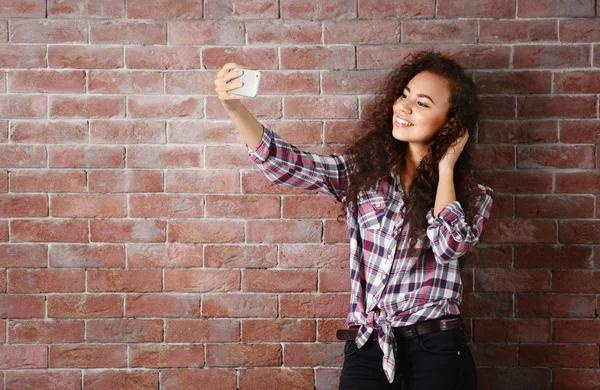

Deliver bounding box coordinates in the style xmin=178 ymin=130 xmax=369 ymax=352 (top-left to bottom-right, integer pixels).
xmin=357 ymin=194 xmax=387 ymax=231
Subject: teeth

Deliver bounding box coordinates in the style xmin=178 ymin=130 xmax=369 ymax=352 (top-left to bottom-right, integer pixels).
xmin=396 ymin=118 xmax=413 ymax=126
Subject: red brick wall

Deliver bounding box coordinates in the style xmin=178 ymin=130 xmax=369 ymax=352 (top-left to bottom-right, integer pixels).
xmin=0 ymin=1 xmax=599 ymax=389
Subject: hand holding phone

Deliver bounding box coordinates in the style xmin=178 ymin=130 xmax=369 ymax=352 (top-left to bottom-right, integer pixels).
xmin=227 ymin=68 xmax=261 ymax=98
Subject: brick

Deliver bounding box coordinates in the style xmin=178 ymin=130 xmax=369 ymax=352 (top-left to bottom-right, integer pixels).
xmin=477 ymin=367 xmax=551 ymax=390
xmin=50 ymin=244 xmax=125 ymax=268
xmin=515 ymin=195 xmax=593 ymax=218
xmin=554 ymin=320 xmax=600 ymax=343
xmin=165 ymin=71 xmax=215 ymax=95
xmin=167 ymin=170 xmax=237 ymax=193
xmin=47 ymin=294 xmax=123 ymax=318
xmin=518 ymin=0 xmax=595 ymax=17
xmin=0 ymin=220 xmax=6 ymax=241
xmin=165 ymin=121 xmax=240 ymax=144
xmin=5 ymin=371 xmax=81 ymax=389
xmin=474 ymin=269 xmax=551 ymax=292
xmin=239 ymin=368 xmax=313 ymax=390
xmin=90 ymin=120 xmax=165 ymax=143
xmin=513 ymin=45 xmax=590 ymax=68
xmin=281 ymin=0 xmax=355 ymax=18
xmin=49 ymin=145 xmax=125 ymax=168
xmin=161 ymin=370 xmax=236 ymax=390
xmin=324 ymin=20 xmax=399 ymax=44
xmin=205 ymin=96 xmax=281 ymax=120
xmin=84 ymin=370 xmax=158 ymax=390
xmin=130 ymin=344 xmax=204 ymax=368
xmin=478 ymin=219 xmax=557 ymax=244
xmin=129 ymin=194 xmax=203 ymax=218
xmin=88 ymin=269 xmax=161 ymax=293
xmin=0 ymin=244 xmax=47 ymax=268
xmin=125 ymin=294 xmax=200 ymax=318
xmin=437 ymin=0 xmax=514 ymax=17
xmin=560 ymin=19 xmax=600 ymax=42
xmin=202 ymin=294 xmax=277 ymax=318
xmin=50 ymin=344 xmax=126 ymax=368
xmin=403 ymin=20 xmax=477 ymax=43
xmin=51 ymin=194 xmax=126 ymax=218
xmin=280 ymin=294 xmax=349 ymax=318
xmin=9 ymin=269 xmax=84 ymax=293
xmin=247 ymin=20 xmax=321 ymax=44
xmin=89 ymin=71 xmax=163 ymax=94
xmin=165 ymin=319 xmax=239 ymax=342
xmin=128 ymin=244 xmax=202 ymax=268
xmin=284 ymin=343 xmax=343 ymax=366
xmin=10 ymin=20 xmax=86 ymax=43
xmin=91 ymin=21 xmax=166 ymax=44
xmin=282 ymin=195 xmax=340 ymax=218
xmin=0 ymin=20 xmax=6 ymax=42
xmin=126 ymin=46 xmax=200 ymax=70
xmin=561 ymin=120 xmax=600 ymax=143
xmin=168 ymin=220 xmax=243 ymax=243
xmin=469 ymin=343 xmax=518 ymax=366
xmin=517 ymin=294 xmax=595 ymax=318
xmin=8 ymin=320 xmax=84 ymax=343
xmin=206 ymin=195 xmax=279 ymax=218
xmin=321 ymin=70 xmax=388 ymax=94
xmin=48 ymin=0 xmax=124 ymax=18
xmin=480 ymin=20 xmax=557 ymax=43
xmin=0 ymin=194 xmax=47 ymax=217
xmin=554 ymin=270 xmax=600 ymax=292
xmin=246 ymin=220 xmax=322 ymax=243
xmin=242 ymin=319 xmax=315 ymax=342
xmin=48 ymin=45 xmax=123 ymax=69
xmin=0 ymin=145 xmax=46 ymax=168
xmin=475 ymin=171 xmax=552 ymax=193
xmin=11 ymin=121 xmax=87 ymax=143
xmin=205 ymin=0 xmax=276 ymax=18
xmin=169 ymin=21 xmax=244 ymax=44
xmin=207 ymin=344 xmax=281 ymax=367
xmin=0 ymin=120 xmax=6 ymax=142
xmin=559 ymin=221 xmax=600 ymax=244
xmin=279 ymin=244 xmax=348 ymax=268
xmin=479 ymin=96 xmax=515 ymax=119
xmin=127 ymin=0 xmax=203 ymax=19
xmin=204 ymin=245 xmax=277 ymax=268
xmin=0 ymin=95 xmax=46 ymax=118
xmin=0 ymin=294 xmax=44 ymax=318
xmin=555 ymin=70 xmax=600 ymax=93
xmin=86 ymin=319 xmax=163 ymax=342
xmin=515 ymin=245 xmax=593 ymax=268
xmin=475 ymin=71 xmax=551 ymax=94
xmin=128 ymin=145 xmax=202 ymax=168
xmin=458 ymin=293 xmax=513 ymax=317
xmin=0 ymin=44 xmax=45 ymax=68
xmin=359 ymin=44 xmax=511 ymax=70
xmin=128 ymin=96 xmax=203 ymax=118
xmin=473 ymin=319 xmax=551 ymax=342
xmin=319 ymin=269 xmax=349 ymax=292
xmin=8 ymin=70 xmax=85 ymax=93
xmin=242 ymin=269 xmax=316 ymax=292
xmin=470 ymin=145 xmax=514 ymax=169
xmin=518 ymin=145 xmax=594 ymax=169
xmin=284 ymin=97 xmax=357 ymax=119
xmin=257 ymin=71 xmax=320 ymax=95
xmin=359 ymin=0 xmax=433 ymax=17
xmin=88 ymin=170 xmax=163 ymax=193
xmin=281 ymin=46 xmax=355 ymax=70
xmin=91 ymin=220 xmax=166 ymax=243
xmin=0 ymin=345 xmax=47 ymax=368
xmin=10 ymin=170 xmax=86 ymax=193
xmin=478 ymin=120 xmax=558 ymax=144
xmin=203 ymin=47 xmax=278 ymax=70
xmin=12 ymin=220 xmax=88 ymax=243
xmin=317 ymin=319 xmax=346 ymax=342
xmin=0 ymin=0 xmax=45 ymax=17
xmin=50 ymin=96 xmax=124 ymax=118
xmin=164 ymin=269 xmax=239 ymax=293
xmin=316 ymin=368 xmax=342 ymax=389
xmin=324 ymin=219 xmax=350 ymax=243
xmin=554 ymin=369 xmax=600 ymax=390
xmin=556 ymin=172 xmax=600 ymax=193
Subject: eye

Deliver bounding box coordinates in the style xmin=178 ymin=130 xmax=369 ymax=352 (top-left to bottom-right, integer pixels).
xmin=417 ymin=101 xmax=428 ymax=108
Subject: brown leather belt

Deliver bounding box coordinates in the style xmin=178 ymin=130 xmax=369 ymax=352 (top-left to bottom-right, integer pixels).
xmin=336 ymin=315 xmax=462 ymax=341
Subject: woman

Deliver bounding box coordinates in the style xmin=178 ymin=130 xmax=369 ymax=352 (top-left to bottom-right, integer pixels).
xmin=214 ymin=51 xmax=494 ymax=390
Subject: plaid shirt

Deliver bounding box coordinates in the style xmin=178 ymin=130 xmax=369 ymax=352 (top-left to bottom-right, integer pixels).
xmin=246 ymin=124 xmax=494 ymax=383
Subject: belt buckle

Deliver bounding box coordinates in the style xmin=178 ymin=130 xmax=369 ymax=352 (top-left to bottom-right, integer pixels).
xmin=440 ymin=317 xmax=458 ymax=331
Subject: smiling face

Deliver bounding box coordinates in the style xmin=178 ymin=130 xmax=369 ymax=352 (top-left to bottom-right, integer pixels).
xmin=392 ymin=71 xmax=452 ymax=145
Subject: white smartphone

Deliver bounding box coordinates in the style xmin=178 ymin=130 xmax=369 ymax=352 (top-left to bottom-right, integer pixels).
xmin=228 ymin=68 xmax=261 ymax=97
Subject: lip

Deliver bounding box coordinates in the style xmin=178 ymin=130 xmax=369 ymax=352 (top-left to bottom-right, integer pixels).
xmin=394 ymin=115 xmax=414 ymax=127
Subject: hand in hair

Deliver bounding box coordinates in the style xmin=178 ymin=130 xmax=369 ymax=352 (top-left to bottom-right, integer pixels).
xmin=438 ymin=129 xmax=469 ymax=172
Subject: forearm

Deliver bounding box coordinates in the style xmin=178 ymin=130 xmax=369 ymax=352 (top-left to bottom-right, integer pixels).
xmin=222 ymin=100 xmax=264 ymax=151
xmin=433 ymin=168 xmax=456 ymax=218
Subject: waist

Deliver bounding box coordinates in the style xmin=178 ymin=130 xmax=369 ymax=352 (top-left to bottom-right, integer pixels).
xmin=336 ymin=315 xmax=462 ymax=341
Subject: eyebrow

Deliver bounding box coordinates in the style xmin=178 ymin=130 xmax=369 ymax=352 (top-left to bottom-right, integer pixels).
xmin=404 ymin=86 xmax=435 ymax=104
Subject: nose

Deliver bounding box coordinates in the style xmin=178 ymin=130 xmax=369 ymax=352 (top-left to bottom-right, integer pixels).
xmin=394 ymin=98 xmax=411 ymax=115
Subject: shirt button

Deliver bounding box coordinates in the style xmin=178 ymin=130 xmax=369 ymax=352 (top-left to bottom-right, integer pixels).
xmin=387 ymin=255 xmax=392 ymax=259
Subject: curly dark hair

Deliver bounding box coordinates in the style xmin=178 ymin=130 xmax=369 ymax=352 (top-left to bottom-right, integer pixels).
xmin=340 ymin=50 xmax=484 ymax=247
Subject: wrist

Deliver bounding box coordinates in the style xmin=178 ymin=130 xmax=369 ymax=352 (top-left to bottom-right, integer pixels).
xmin=438 ymin=165 xmax=454 ymax=177
xmin=221 ymin=99 xmax=243 ymax=113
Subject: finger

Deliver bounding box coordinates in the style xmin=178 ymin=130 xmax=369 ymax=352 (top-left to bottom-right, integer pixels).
xmin=216 ymin=82 xmax=243 ymax=92
xmin=223 ymin=70 xmax=244 ymax=83
xmin=217 ymin=63 xmax=241 ymax=78
xmin=220 ymin=93 xmax=243 ymax=100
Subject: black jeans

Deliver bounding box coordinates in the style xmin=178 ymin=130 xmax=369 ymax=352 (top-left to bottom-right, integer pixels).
xmin=338 ymin=327 xmax=477 ymax=390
